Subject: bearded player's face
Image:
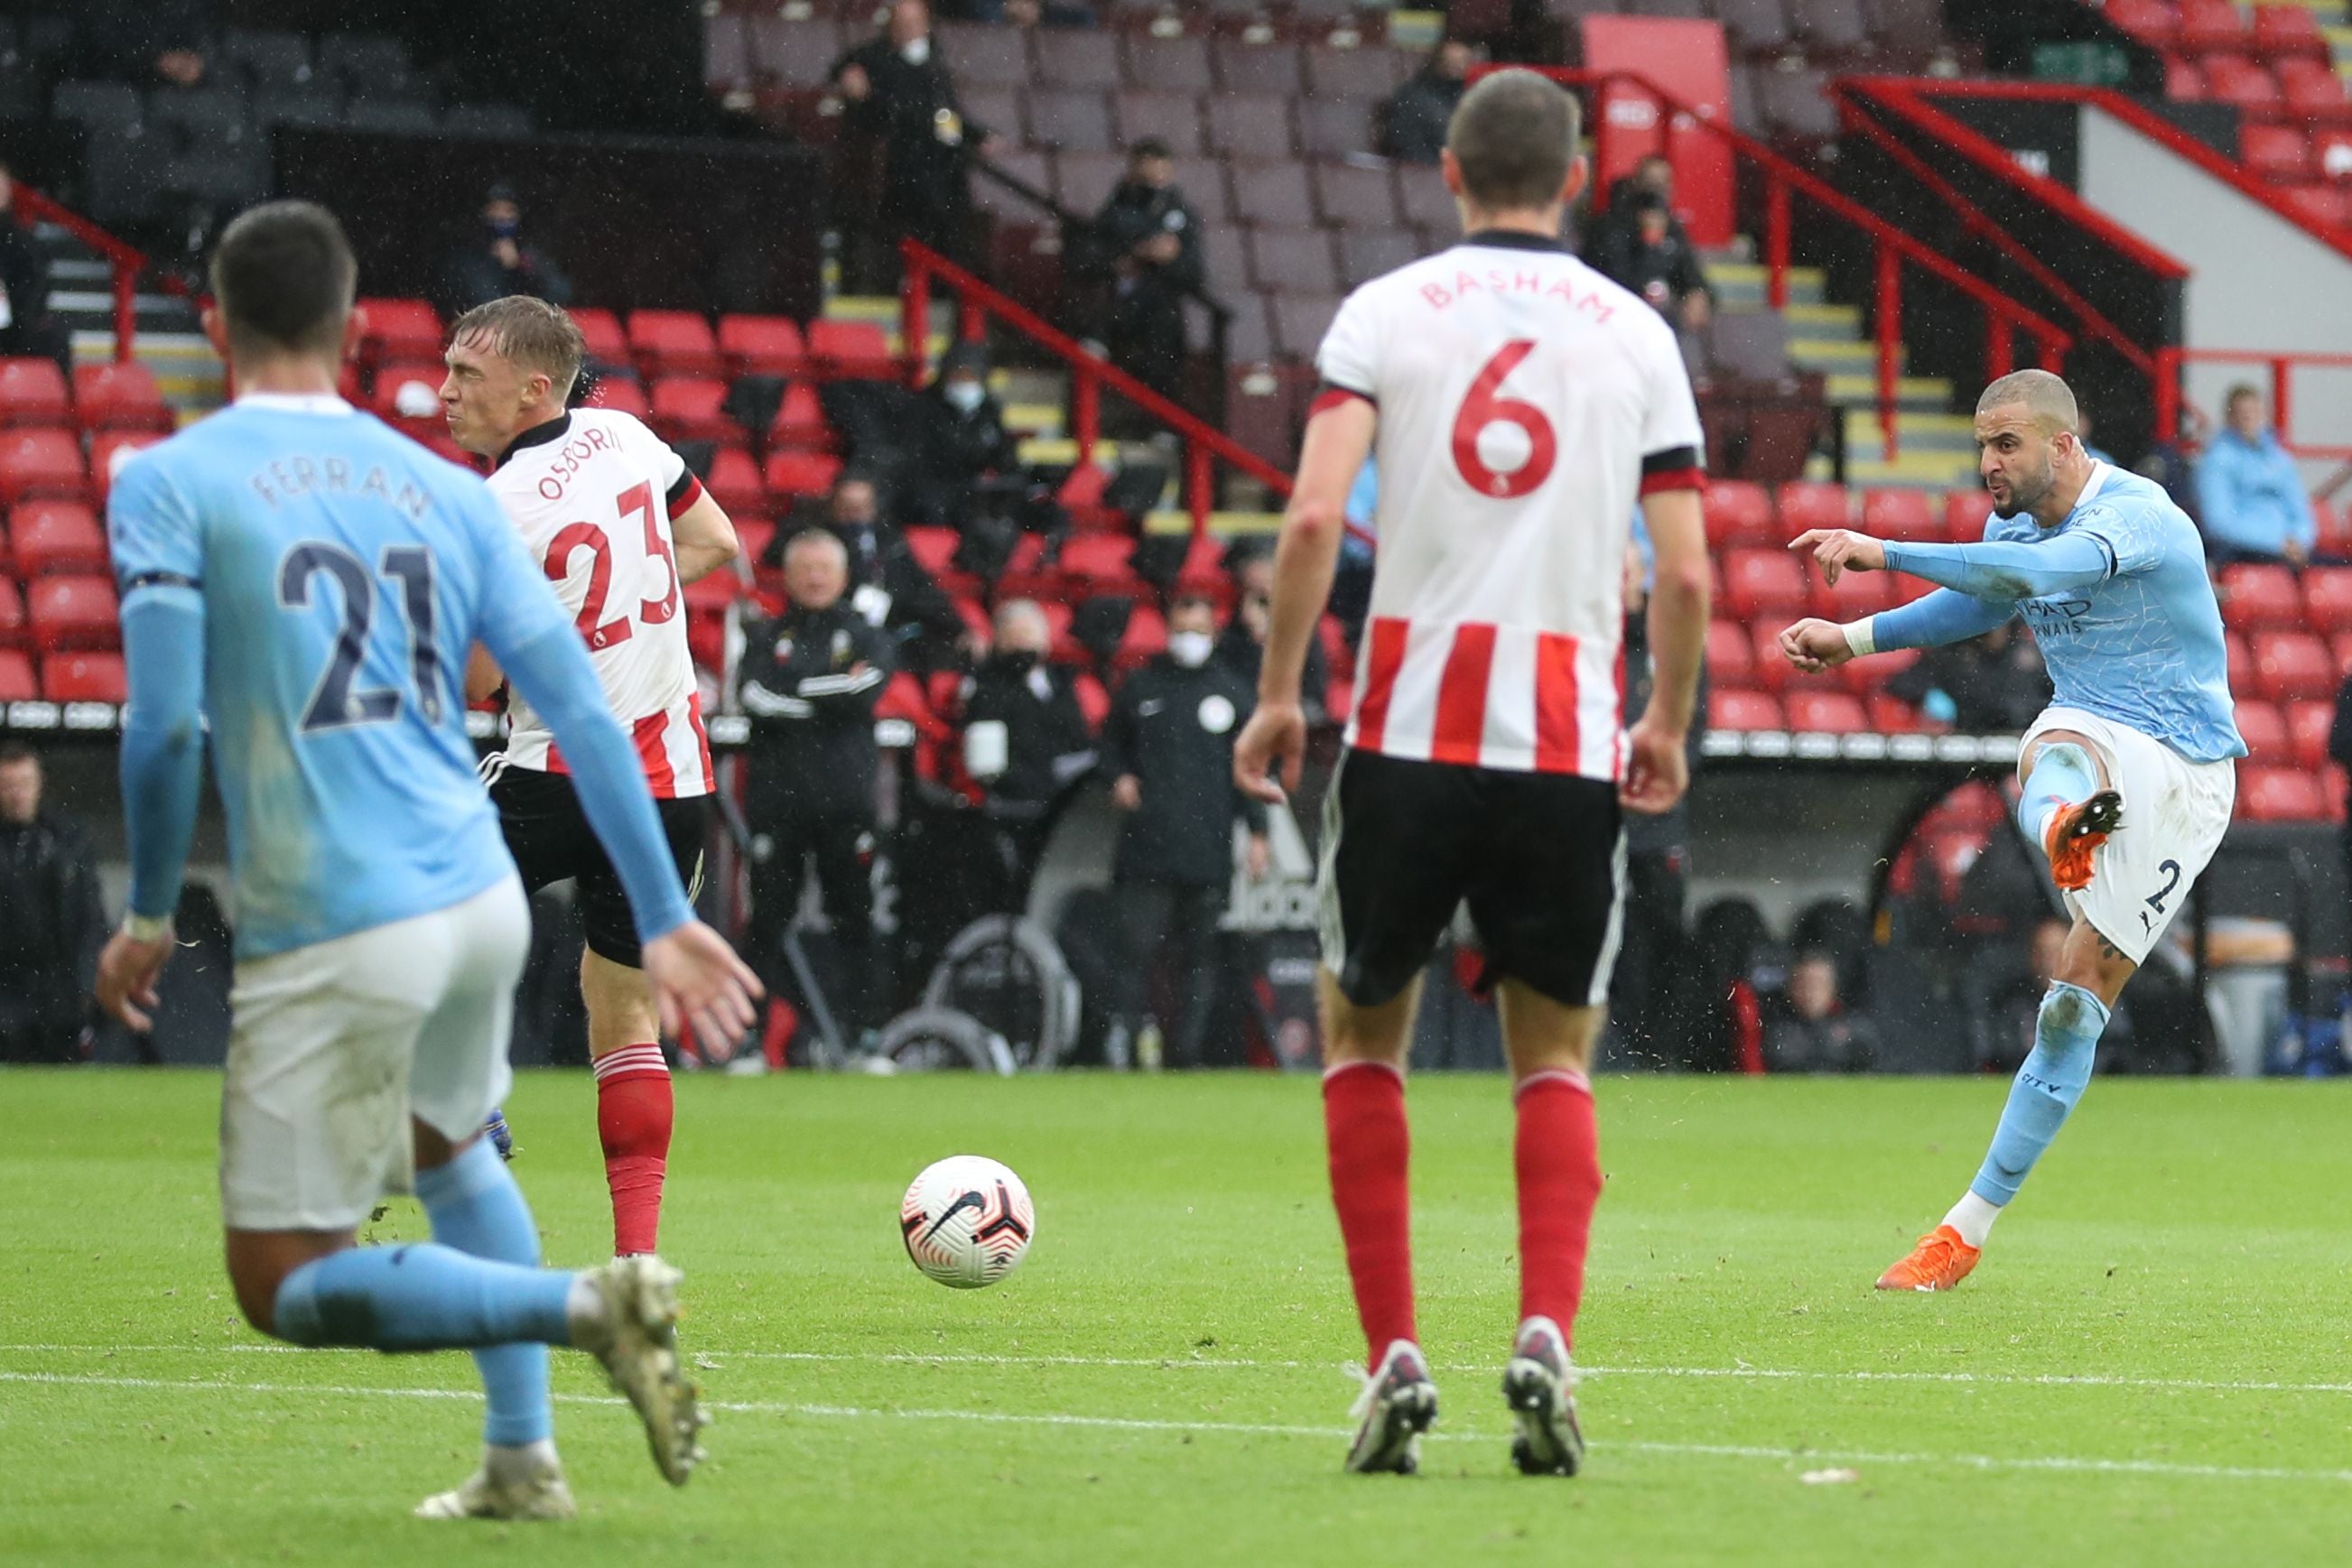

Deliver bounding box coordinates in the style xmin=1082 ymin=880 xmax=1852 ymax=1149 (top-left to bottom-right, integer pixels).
xmin=1974 ymin=402 xmax=2061 ymax=521
xmin=440 ymin=332 xmax=535 ymax=458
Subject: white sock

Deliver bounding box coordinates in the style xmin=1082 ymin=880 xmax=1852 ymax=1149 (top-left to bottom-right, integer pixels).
xmin=1941 ymin=1192 xmax=2002 ymax=1249
xmin=564 ymin=1274 xmax=607 ymax=1340
xmin=485 ymin=1438 xmax=561 ymax=1480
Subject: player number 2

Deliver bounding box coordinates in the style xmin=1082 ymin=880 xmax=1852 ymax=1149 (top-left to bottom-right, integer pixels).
xmin=546 ymin=482 xmax=678 ymax=652
xmin=1451 ymin=340 xmax=1557 ymax=499
xmin=278 ymin=541 xmax=442 ymax=733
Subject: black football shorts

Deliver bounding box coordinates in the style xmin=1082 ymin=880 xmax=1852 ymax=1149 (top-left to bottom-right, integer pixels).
xmin=1317 ymin=747 xmax=1626 ymax=1008
xmin=488 ymin=763 xmax=709 ymax=967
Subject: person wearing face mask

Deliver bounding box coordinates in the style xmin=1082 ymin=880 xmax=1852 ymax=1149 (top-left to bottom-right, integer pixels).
xmin=735 ymin=529 xmax=895 ymax=1045
xmin=959 ymin=599 xmax=1098 ymax=910
xmin=1102 ymin=595 xmax=1269 ymax=1069
xmin=832 ymin=0 xmax=981 ymax=287
xmin=911 ymin=342 xmax=1020 ymax=529
xmin=1088 ymin=139 xmax=1204 ymax=408
xmin=440 ymin=183 xmax=573 ymax=318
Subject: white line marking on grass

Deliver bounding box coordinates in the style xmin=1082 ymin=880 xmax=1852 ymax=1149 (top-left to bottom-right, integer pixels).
xmin=4 ymin=1370 xmax=2347 ymax=1487
xmin=10 ymin=1342 xmax=2352 ymax=1398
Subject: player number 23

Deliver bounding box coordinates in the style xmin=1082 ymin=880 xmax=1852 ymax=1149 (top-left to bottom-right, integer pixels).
xmin=543 ymin=481 xmax=680 ymax=653
xmin=1451 ymin=340 xmax=1557 ymax=500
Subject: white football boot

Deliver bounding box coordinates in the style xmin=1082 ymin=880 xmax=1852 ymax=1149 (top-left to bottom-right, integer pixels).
xmin=1343 ymin=1340 xmax=1438 ymax=1475
xmin=415 ymin=1442 xmax=577 ymax=1520
xmin=571 ymin=1254 xmax=708 ymax=1486
xmin=1501 ymin=1315 xmax=1585 ymax=1477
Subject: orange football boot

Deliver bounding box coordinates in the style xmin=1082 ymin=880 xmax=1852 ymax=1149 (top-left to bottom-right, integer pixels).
xmin=1875 ymin=1225 xmax=1982 ymax=1292
xmin=2041 ymin=788 xmax=2123 ymax=893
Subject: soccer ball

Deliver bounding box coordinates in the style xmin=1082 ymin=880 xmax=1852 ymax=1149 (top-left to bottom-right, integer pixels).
xmin=900 ymin=1155 xmax=1035 ymax=1288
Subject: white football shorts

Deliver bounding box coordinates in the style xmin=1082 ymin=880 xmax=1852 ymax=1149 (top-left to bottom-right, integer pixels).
xmin=218 ymin=875 xmax=530 ymax=1231
xmin=2022 ymin=705 xmax=2236 ymax=967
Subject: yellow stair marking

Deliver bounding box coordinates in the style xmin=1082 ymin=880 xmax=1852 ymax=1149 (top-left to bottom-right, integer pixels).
xmin=1705 ymin=262 xmax=1827 ymax=292
xmin=1826 ymin=372 xmax=1952 ymax=404
xmin=1145 ymin=508 xmax=1284 ymax=536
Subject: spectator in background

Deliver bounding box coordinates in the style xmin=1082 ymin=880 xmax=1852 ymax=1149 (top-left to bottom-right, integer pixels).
xmin=1103 ymin=593 xmax=1269 ymax=1069
xmin=1380 ymin=40 xmax=1474 ymax=164
xmin=1762 ymin=950 xmax=1880 ymax=1073
xmin=1885 ymin=622 xmax=2050 ymax=732
xmin=735 ymin=530 xmax=893 ymax=1046
xmin=2197 ymin=384 xmax=2317 ymax=567
xmin=1585 ymin=185 xmax=1712 ymax=332
xmin=1609 ymin=543 xmax=1705 ymax=1069
xmin=768 ymin=473 xmax=973 ymax=672
xmin=69 ymin=0 xmax=210 ymax=87
xmin=441 ymin=183 xmax=573 ymax=317
xmin=962 ymin=599 xmax=1097 ymax=908
xmin=1216 ymin=547 xmax=1330 ymax=726
xmin=0 ymin=165 xmax=69 ymax=376
xmin=833 ymin=0 xmax=977 ymax=284
xmin=1090 ymin=139 xmax=1204 ymax=408
xmin=0 ymin=744 xmax=105 ymax=1062
xmin=910 ymin=341 xmax=1020 ymax=528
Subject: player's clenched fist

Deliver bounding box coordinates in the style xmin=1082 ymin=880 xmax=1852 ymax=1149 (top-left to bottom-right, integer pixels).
xmin=1787 ymin=528 xmax=1887 ymax=585
xmin=1778 ymin=617 xmax=1856 ymax=674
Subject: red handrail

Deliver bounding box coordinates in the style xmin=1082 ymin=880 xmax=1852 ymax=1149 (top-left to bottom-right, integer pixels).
xmin=2155 ymin=348 xmax=2352 ymax=462
xmin=899 ymin=238 xmax=1295 ymax=528
xmin=1500 ymin=66 xmax=2074 ymax=459
xmin=10 ymin=183 xmax=178 ymax=363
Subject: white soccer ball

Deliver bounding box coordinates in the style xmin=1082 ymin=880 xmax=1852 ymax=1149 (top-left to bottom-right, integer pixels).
xmin=900 ymin=1155 xmax=1035 ymax=1289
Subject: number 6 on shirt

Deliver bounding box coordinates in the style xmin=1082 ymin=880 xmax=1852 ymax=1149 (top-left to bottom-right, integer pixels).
xmin=1452 ymin=340 xmax=1557 ymax=499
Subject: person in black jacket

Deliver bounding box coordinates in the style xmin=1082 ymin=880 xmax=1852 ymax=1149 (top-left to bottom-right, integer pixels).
xmin=909 ymin=342 xmax=1022 ymax=531
xmin=1216 ymin=547 xmax=1331 ymax=726
xmin=832 ymin=0 xmax=977 ymax=282
xmin=767 ymin=474 xmax=972 ymax=672
xmin=0 ymin=745 xmax=105 ymax=1062
xmin=1103 ymin=594 xmax=1269 ymax=1068
xmin=961 ymin=599 xmax=1096 ymax=909
xmin=0 ymin=168 xmax=69 ymax=376
xmin=1089 ymin=140 xmax=1203 ymax=404
xmin=440 ymin=183 xmax=573 ymax=319
xmin=1583 ymin=158 xmax=1713 ymax=330
xmin=1378 ymin=40 xmax=1473 ymax=164
xmin=1884 ymin=623 xmax=2049 ymax=733
xmin=736 ymin=529 xmax=894 ymax=1040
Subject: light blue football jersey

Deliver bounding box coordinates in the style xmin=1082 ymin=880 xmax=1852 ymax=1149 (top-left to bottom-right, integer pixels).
xmin=1976 ymin=463 xmax=2245 ymax=764
xmin=107 ymin=395 xmax=573 ymax=958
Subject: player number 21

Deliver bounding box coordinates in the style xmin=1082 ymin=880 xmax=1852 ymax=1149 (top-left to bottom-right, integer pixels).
xmin=1451 ymin=340 xmax=1557 ymax=499
xmin=277 ymin=540 xmax=442 ymax=734
xmin=544 ymin=481 xmax=680 ymax=653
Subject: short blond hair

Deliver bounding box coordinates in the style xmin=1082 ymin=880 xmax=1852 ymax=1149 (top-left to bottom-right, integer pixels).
xmin=1976 ymin=368 xmax=2078 ymax=435
xmin=449 ymin=295 xmax=586 ymax=403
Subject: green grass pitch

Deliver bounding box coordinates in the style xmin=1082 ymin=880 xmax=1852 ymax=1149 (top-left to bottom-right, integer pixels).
xmin=5 ymin=1069 xmax=2352 ymax=1566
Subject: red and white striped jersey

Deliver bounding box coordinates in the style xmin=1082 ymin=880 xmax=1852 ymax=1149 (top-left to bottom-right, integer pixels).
xmin=1315 ymin=232 xmax=1704 ymax=780
xmin=485 ymin=407 xmax=715 ymax=798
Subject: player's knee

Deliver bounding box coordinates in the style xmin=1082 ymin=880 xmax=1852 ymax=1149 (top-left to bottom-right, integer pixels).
xmin=224 ymin=1253 xmax=293 ymax=1338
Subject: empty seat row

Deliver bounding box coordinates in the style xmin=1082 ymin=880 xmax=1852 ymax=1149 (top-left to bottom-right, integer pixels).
xmin=2164 ymin=54 xmax=2348 ymax=120
xmin=2103 ymin=0 xmax=2334 ymax=62
xmin=0 ymin=649 xmax=126 ymax=705
xmin=51 ymin=79 xmax=529 ymax=138
xmin=0 ymin=428 xmax=163 ymax=508
xmin=358 ymin=300 xmax=900 ymax=383
xmin=0 ymin=359 xmax=174 ymax=434
xmin=958 ymin=86 xmax=1394 ymax=162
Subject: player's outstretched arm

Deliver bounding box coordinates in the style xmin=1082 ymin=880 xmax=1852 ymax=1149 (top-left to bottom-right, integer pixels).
xmin=670 ymin=489 xmax=740 ymax=586
xmin=1236 ymin=395 xmax=1375 ymax=804
xmin=1624 ymin=487 xmax=1708 ymax=815
xmin=1795 ymin=527 xmax=2112 ymax=600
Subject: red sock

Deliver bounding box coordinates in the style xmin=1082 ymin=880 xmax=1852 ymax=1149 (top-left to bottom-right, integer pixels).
xmin=594 ymin=1044 xmax=673 ymax=1257
xmin=1514 ymin=1069 xmax=1602 ymax=1341
xmin=1323 ymin=1060 xmax=1416 ymax=1370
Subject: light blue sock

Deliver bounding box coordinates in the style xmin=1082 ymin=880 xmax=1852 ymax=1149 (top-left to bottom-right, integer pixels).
xmin=415 ymin=1138 xmax=553 ymax=1447
xmin=2018 ymin=741 xmax=2097 ymax=844
xmin=1970 ymin=980 xmax=2108 ymax=1206
xmin=272 ymin=1239 xmax=577 ymax=1354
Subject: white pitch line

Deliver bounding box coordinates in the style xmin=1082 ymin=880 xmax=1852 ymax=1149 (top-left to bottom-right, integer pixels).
xmin=4 ymin=1369 xmax=2345 ymax=1487
xmin=7 ymin=1343 xmax=2352 ymax=1399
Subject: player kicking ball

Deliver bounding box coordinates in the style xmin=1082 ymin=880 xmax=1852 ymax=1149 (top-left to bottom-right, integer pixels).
xmin=1236 ymin=70 xmax=1709 ymax=1476
xmin=94 ymin=202 xmax=763 ymax=1519
xmin=442 ymin=297 xmax=741 ymax=1257
xmin=1779 ymin=369 xmax=2242 ymax=1292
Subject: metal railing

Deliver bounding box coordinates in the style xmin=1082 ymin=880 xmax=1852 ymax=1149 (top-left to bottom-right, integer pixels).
xmin=2155 ymin=347 xmax=2352 ymax=463
xmin=10 ymin=182 xmax=181 ymax=362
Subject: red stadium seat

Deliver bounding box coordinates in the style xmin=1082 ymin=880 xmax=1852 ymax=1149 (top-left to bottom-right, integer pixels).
xmin=10 ymin=502 xmax=107 ymax=576
xmin=1719 ymin=548 xmax=1808 ymax=619
xmin=1776 ymin=480 xmax=1850 ymax=538
xmin=876 ymin=670 xmax=952 ymax=742
xmin=1706 ymin=619 xmax=1756 ymax=686
xmin=41 ymin=650 xmax=125 ymax=703
xmin=88 ymin=431 xmax=162 ymax=504
xmin=628 ymin=311 xmax=723 ymax=378
xmin=357 ymin=297 xmax=442 ymax=363
xmin=767 ymin=384 xmax=833 ymax=451
xmin=1810 ymin=567 xmax=1897 ymax=621
xmin=2235 ymin=698 xmax=2290 ymax=760
xmin=2283 ymin=184 xmax=2349 ymax=228
xmin=2243 ymin=124 xmax=2314 ymax=181
xmin=0 ymin=429 xmax=89 ymax=505
xmin=1784 ymin=690 xmax=1868 ymax=733
xmin=1943 ymin=489 xmax=1991 ymax=541
xmin=1111 ymin=601 xmax=1169 ymax=671
xmin=2289 ymin=699 xmax=2334 ymax=768
xmin=2237 ymin=765 xmax=2328 ymax=820
xmin=2165 ymin=56 xmax=2208 ymax=98
xmin=0 ymin=357 xmax=70 ymax=427
xmin=807 ymin=320 xmax=897 ymax=381
xmin=762 ymin=450 xmax=841 ymax=505
xmin=0 ymin=648 xmax=30 ymax=700
xmin=71 ymin=361 xmax=174 ymax=433
xmin=733 ymin=516 xmax=775 ymax=574
xmin=702 ymin=449 xmax=765 ymax=515
xmin=2178 ymin=0 xmax=2247 ymax=51
xmin=1840 ymin=645 xmax=1920 ymax=698
xmin=2330 ymin=630 xmax=2352 ymax=677
xmin=904 ymin=525 xmax=977 ymax=597
xmin=582 ymin=374 xmax=649 ymax=420
xmin=2251 ymin=4 xmax=2329 ymax=61
xmin=570 ymin=308 xmax=629 ymax=365
xmin=2300 ymin=568 xmax=2352 ymax=632
xmin=2204 ymin=56 xmax=2282 ymax=112
xmin=1868 ymin=691 xmax=1924 ymax=732
xmin=1708 ymin=688 xmax=1784 ymax=730
xmin=2101 ymin=0 xmax=2177 ymax=43
xmin=1058 ymin=533 xmax=1148 ymax=598
xmin=1861 ymin=487 xmax=1940 ymax=543
xmin=2281 ymin=60 xmax=2348 ymax=116
xmin=0 ymin=578 xmax=23 ymax=648
xmin=718 ymin=315 xmax=808 ymax=378
xmin=1706 ymin=479 xmax=1777 ymax=550
xmin=25 ymin=574 xmax=117 ymax=651
xmin=649 ymin=376 xmax=741 ymax=448
xmin=2218 ymin=562 xmax=2304 ymax=630
xmin=682 ymin=570 xmax=741 ymax=618
xmin=369 ymin=358 xmax=448 ymax=434
xmin=2253 ymin=629 xmax=2334 ymax=699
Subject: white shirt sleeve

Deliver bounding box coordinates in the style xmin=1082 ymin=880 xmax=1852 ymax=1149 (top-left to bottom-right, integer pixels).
xmin=1637 ymin=317 xmax=1706 ymax=469
xmin=1315 ymin=284 xmax=1382 ymax=401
